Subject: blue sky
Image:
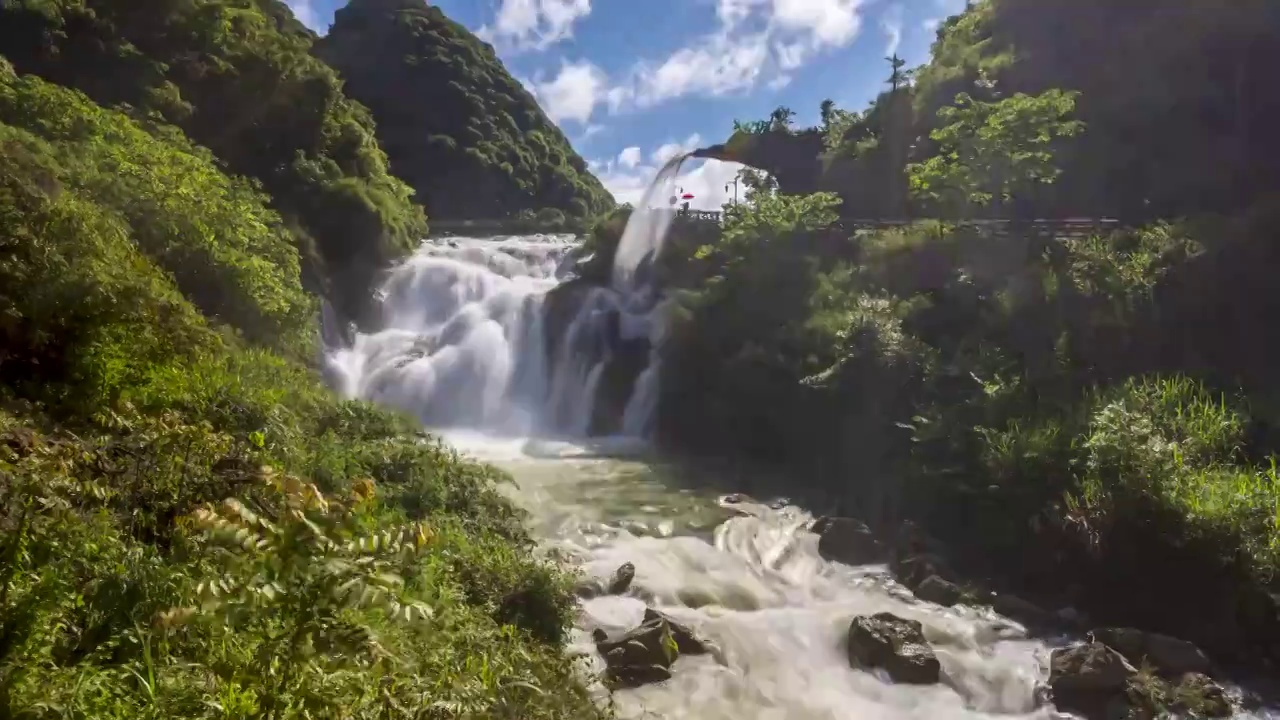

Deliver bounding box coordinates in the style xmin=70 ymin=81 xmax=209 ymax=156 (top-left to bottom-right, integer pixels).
xmin=286 ymin=0 xmax=967 ymax=208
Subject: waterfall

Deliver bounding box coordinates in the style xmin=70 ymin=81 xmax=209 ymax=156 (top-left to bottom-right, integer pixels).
xmin=611 ymin=153 xmax=688 ymax=295
xmin=326 ymin=163 xmax=689 ymax=439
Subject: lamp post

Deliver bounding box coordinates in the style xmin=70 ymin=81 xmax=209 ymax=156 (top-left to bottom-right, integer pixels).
xmin=725 ymin=176 xmax=739 ymax=206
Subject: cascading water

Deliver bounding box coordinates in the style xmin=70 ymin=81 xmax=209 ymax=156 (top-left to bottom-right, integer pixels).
xmin=321 ymin=164 xmax=1277 ymax=719
xmin=328 ymin=153 xmax=691 ymax=440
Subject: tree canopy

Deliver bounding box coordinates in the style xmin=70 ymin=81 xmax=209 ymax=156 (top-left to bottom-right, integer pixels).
xmin=0 ymin=0 xmax=426 ymax=323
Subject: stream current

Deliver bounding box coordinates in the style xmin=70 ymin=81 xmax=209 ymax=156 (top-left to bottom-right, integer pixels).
xmin=325 ymin=225 xmax=1274 ymax=719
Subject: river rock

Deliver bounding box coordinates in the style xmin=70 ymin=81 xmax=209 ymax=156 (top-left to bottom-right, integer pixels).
xmin=606 ymin=562 xmax=637 ymax=595
xmin=892 ymin=553 xmax=954 ymax=592
xmin=595 ymin=617 xmax=678 ymax=689
xmin=846 ymin=612 xmax=941 ymax=685
xmin=1171 ymin=672 xmax=1232 ymax=717
xmin=1049 ymin=641 xmax=1150 ymax=720
xmin=914 ymin=575 xmax=965 ymax=607
xmin=644 ymin=607 xmax=708 ymax=655
xmin=988 ymin=592 xmax=1055 ymax=627
xmin=813 ymin=517 xmax=886 ymax=566
xmin=1091 ymin=627 xmax=1213 ymax=677
xmin=575 ymin=562 xmax=638 ymax=599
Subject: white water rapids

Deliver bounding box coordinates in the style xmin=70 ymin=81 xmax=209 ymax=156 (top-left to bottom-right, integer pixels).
xmin=324 ymin=223 xmax=1274 ymax=717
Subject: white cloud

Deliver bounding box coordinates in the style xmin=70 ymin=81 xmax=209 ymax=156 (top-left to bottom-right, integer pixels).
xmin=532 ymin=0 xmax=870 ymax=120
xmin=285 ymin=0 xmax=322 ymax=31
xmin=651 ymin=133 xmax=704 ymax=165
xmin=882 ymin=4 xmax=904 ymax=56
xmin=617 ymin=146 xmax=642 ymax=169
xmin=478 ymin=0 xmax=591 ymax=52
xmin=633 ymin=33 xmax=770 ymax=108
xmin=531 ymin=60 xmax=608 ymax=124
xmin=768 ymin=0 xmax=864 ymax=47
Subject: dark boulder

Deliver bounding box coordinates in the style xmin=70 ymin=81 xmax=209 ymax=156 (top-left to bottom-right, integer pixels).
xmin=987 ymin=592 xmax=1056 ymax=628
xmin=606 ymin=562 xmax=637 ymax=595
xmin=1049 ymin=641 xmax=1149 ymax=720
xmin=644 ymin=607 xmax=708 ymax=656
xmin=1092 ymin=627 xmax=1213 ymax=678
xmin=891 ymin=553 xmax=954 ymax=592
xmin=594 ymin=617 xmax=678 ymax=689
xmin=846 ymin=612 xmax=941 ymax=685
xmin=1170 ymin=672 xmax=1232 ymax=718
xmin=576 ymin=562 xmax=638 ymax=599
xmin=587 ymin=338 xmax=650 ymax=436
xmin=914 ymin=575 xmax=965 ymax=607
xmin=812 ymin=517 xmax=886 ymax=566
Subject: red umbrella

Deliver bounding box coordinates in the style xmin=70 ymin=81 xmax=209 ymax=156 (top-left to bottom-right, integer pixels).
xmin=681 ymin=192 xmax=695 ymax=200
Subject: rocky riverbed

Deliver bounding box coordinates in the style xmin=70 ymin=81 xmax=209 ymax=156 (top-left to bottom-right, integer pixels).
xmin=444 ymin=433 xmax=1279 ymax=720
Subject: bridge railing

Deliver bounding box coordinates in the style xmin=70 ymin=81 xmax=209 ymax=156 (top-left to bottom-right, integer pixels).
xmin=672 ymin=209 xmax=1121 ymax=236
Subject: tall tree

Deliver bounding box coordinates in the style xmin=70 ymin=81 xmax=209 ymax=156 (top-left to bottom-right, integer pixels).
xmin=906 ymin=90 xmax=1084 ymax=216
xmin=887 ymin=54 xmax=908 ymax=92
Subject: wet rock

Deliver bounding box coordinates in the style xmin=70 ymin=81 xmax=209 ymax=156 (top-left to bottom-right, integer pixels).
xmin=606 ymin=562 xmax=636 ymax=595
xmin=718 ymin=494 xmax=773 ymax=519
xmin=915 ymin=575 xmax=964 ymax=607
xmin=575 ymin=562 xmax=638 ymax=599
xmin=1170 ymin=672 xmax=1232 ymax=718
xmin=894 ymin=520 xmax=949 ymax=559
xmin=1049 ymin=641 xmax=1149 ymax=720
xmin=988 ymin=592 xmax=1055 ymax=627
xmin=644 ymin=608 xmax=708 ymax=655
xmin=892 ymin=553 xmax=954 ymax=592
xmin=587 ymin=338 xmax=650 ymax=436
xmin=595 ymin=617 xmax=678 ymax=689
xmin=846 ymin=612 xmax=941 ymax=685
xmin=1091 ymin=627 xmax=1213 ymax=678
xmin=813 ymin=517 xmax=886 ymax=567
xmin=606 ymin=663 xmax=673 ymax=689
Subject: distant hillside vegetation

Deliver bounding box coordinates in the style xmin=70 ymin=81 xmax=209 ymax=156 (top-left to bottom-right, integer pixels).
xmin=0 ymin=0 xmax=427 ymax=324
xmin=318 ymin=0 xmax=615 ymax=222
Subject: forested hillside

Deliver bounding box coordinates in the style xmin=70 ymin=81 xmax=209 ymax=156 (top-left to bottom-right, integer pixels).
xmin=705 ymin=0 xmax=1280 ymax=223
xmin=0 ymin=0 xmax=430 ymax=323
xmin=319 ymin=0 xmax=614 ymax=222
xmin=613 ymin=0 xmax=1280 ymax=686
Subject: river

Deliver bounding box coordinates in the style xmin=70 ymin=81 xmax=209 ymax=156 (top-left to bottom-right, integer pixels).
xmin=325 ymin=233 xmax=1273 ymax=720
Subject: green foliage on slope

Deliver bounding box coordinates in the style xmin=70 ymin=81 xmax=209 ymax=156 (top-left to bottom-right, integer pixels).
xmin=0 ymin=63 xmax=603 ymax=719
xmin=709 ymin=0 xmax=1280 ymax=223
xmin=0 ymin=0 xmax=427 ymax=323
xmin=653 ymin=0 xmax=1280 ymax=667
xmin=318 ymin=0 xmax=614 ymax=222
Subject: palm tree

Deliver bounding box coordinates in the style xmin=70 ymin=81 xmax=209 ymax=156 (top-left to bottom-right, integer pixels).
xmin=886 ymin=53 xmax=908 ymax=92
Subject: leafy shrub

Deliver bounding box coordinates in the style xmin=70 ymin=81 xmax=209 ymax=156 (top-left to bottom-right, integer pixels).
xmin=0 ymin=67 xmax=314 ymax=351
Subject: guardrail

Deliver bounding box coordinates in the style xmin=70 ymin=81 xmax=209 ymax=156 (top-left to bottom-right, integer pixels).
xmin=672 ymin=210 xmax=1121 ymax=236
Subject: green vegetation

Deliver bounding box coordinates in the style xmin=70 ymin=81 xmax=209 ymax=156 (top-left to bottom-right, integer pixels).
xmin=0 ymin=0 xmax=427 ymax=324
xmin=0 ymin=58 xmax=602 ymax=718
xmin=709 ymin=0 xmax=1280 ymax=222
xmin=318 ymin=0 xmax=614 ymax=223
xmin=643 ymin=0 xmax=1280 ymax=668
